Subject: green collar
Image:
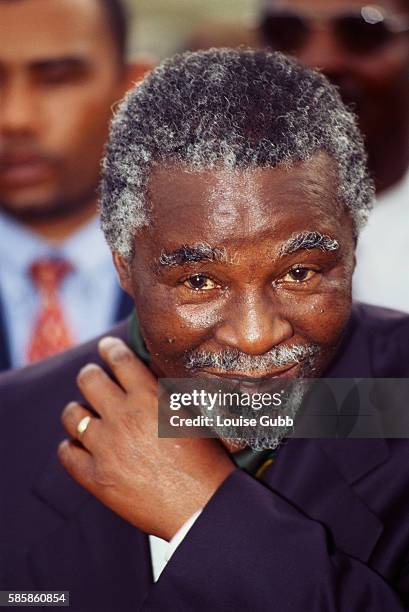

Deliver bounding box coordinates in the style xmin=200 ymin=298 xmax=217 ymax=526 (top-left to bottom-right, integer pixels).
xmin=232 ymin=445 xmax=279 ymax=478
xmin=127 ymin=309 xmax=278 ymax=477
xmin=128 ymin=310 xmax=151 ymax=366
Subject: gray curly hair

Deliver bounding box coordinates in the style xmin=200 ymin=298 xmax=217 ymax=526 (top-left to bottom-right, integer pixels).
xmin=100 ymin=48 xmax=374 ymax=258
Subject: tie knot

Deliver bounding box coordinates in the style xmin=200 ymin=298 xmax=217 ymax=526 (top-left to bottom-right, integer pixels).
xmin=29 ymin=258 xmax=72 ymax=291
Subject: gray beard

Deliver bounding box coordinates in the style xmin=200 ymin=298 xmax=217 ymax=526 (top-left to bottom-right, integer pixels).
xmin=184 ymin=342 xmax=320 ymax=450
xmin=198 ymin=381 xmax=306 ymax=451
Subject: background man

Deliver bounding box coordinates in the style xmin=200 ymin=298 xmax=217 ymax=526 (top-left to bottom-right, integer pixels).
xmin=1 ymin=49 xmax=409 ymax=610
xmin=0 ymin=0 xmax=146 ymax=370
xmin=259 ymin=0 xmax=409 ymax=312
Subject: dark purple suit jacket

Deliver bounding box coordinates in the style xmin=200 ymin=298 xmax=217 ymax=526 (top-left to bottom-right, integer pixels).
xmin=1 ymin=303 xmax=409 ymax=611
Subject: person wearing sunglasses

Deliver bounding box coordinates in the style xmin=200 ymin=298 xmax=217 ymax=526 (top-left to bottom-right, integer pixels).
xmin=260 ymin=1 xmax=409 ymax=313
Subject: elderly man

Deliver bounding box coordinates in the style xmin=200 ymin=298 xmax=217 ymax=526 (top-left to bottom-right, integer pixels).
xmin=1 ymin=49 xmax=409 ymax=611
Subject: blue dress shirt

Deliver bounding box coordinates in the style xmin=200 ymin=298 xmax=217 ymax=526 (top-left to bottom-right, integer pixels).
xmin=0 ymin=211 xmax=121 ymax=368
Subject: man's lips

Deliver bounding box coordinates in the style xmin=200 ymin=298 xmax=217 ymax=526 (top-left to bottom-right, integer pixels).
xmin=198 ymin=363 xmax=300 ymax=382
xmin=0 ymin=155 xmax=54 ymax=186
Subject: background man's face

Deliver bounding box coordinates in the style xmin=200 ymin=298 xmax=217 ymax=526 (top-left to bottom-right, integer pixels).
xmin=117 ymin=153 xmax=356 ymax=381
xmin=0 ymin=0 xmax=126 ymax=219
xmin=261 ymin=0 xmax=409 ymax=188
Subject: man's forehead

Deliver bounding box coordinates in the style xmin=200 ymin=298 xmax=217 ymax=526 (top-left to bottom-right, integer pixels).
xmin=148 ymin=153 xmax=338 ymax=216
xmin=139 ymin=153 xmax=344 ymax=251
xmin=0 ymin=0 xmax=111 ymax=62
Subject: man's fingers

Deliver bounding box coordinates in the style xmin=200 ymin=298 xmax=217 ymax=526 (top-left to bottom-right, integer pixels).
xmin=98 ymin=336 xmax=155 ymax=391
xmin=76 ymin=363 xmax=126 ymax=417
xmin=61 ymin=402 xmax=100 ymax=451
xmin=57 ymin=439 xmax=95 ymax=493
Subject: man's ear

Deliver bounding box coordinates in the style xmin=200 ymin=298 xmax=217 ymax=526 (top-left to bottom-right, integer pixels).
xmin=122 ymin=58 xmax=156 ymax=92
xmin=112 ymin=252 xmax=134 ymax=297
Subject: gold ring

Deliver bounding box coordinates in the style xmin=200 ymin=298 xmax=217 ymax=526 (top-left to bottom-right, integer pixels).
xmin=77 ymin=415 xmax=91 ymax=437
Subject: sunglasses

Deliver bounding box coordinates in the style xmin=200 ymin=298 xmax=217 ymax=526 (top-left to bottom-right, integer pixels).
xmin=260 ymin=4 xmax=409 ymax=56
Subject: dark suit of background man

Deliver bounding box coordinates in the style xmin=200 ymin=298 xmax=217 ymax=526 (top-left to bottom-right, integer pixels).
xmin=0 ymin=0 xmax=150 ymax=371
xmin=2 ymin=48 xmax=409 ymax=611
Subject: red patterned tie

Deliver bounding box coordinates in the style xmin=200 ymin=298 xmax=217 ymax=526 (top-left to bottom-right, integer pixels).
xmin=26 ymin=258 xmax=74 ymax=363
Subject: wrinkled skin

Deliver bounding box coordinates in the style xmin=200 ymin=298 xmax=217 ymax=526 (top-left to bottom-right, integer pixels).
xmin=60 ymin=154 xmax=357 ymax=539
xmin=118 ymin=153 xmax=355 ymax=380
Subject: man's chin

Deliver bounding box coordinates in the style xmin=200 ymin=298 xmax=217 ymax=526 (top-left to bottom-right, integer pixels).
xmin=218 ymin=430 xmax=285 ymax=452
xmin=0 ymin=197 xmax=66 ymax=221
xmin=212 ymin=415 xmax=293 ymax=451
xmin=0 ymin=185 xmax=97 ymax=222
xmin=200 ymin=382 xmax=305 ymax=451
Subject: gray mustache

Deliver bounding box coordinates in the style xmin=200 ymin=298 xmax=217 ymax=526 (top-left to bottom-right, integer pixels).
xmin=184 ymin=344 xmax=320 ymax=372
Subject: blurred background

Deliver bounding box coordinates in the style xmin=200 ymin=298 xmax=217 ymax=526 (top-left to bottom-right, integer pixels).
xmin=127 ymin=0 xmax=258 ymax=60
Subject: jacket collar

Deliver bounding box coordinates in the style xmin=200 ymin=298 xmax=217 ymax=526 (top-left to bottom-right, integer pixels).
xmin=31 ymin=433 xmax=153 ymax=607
xmin=0 ymin=295 xmax=11 ymax=371
xmin=29 ymin=318 xmax=153 ymax=605
xmin=259 ymin=306 xmax=388 ymax=564
xmin=32 ymin=316 xmax=132 ymax=519
xmin=325 ymin=304 xmax=373 ymax=378
xmin=260 ymin=436 xmax=388 ymax=563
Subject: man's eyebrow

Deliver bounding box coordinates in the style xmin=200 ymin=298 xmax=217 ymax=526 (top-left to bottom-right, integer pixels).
xmin=30 ymin=57 xmax=89 ymax=72
xmin=279 ymin=232 xmax=340 ymax=257
xmin=158 ymin=243 xmax=227 ymax=268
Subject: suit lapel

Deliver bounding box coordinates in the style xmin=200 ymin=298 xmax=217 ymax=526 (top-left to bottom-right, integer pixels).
xmin=114 ymin=287 xmax=134 ymax=323
xmin=258 ymin=305 xmax=387 ymax=564
xmin=0 ymin=294 xmax=11 ymax=371
xmin=31 ymin=449 xmax=153 ymax=609
xmin=325 ymin=305 xmax=373 ymax=378
xmin=260 ymin=437 xmax=388 ymax=563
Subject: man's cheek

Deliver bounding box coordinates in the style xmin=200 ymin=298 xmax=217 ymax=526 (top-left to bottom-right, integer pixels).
xmin=290 ymin=293 xmax=350 ymax=347
xmin=138 ymin=300 xmax=217 ymax=357
xmin=318 ymin=308 xmax=349 ymax=347
xmin=174 ymin=302 xmax=222 ymax=334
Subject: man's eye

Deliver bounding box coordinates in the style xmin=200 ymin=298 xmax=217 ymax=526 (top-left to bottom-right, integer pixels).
xmin=281 ymin=267 xmax=316 ymax=283
xmin=35 ymin=65 xmax=87 ymax=86
xmin=183 ymin=274 xmax=219 ymax=291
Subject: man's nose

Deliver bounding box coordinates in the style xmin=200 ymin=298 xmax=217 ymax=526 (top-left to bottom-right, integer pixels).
xmin=296 ymin=27 xmax=350 ymax=74
xmin=214 ymin=290 xmax=293 ymax=355
xmin=0 ymin=77 xmax=37 ymax=136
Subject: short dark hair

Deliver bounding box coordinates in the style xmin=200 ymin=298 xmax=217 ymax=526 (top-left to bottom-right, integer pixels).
xmin=99 ymin=0 xmax=128 ymax=62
